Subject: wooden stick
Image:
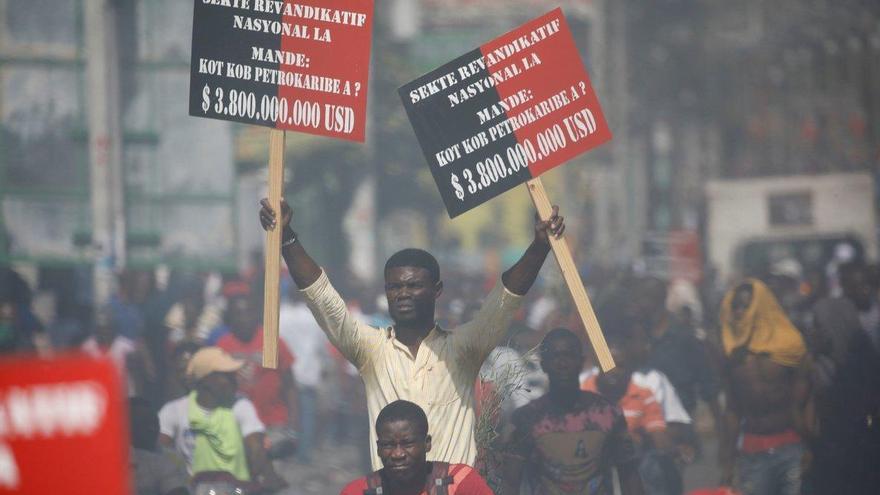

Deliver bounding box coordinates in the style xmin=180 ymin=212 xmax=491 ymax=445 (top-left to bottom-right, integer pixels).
xmin=262 ymin=129 xmax=286 ymax=369
xmin=525 ymin=177 xmax=615 ymax=372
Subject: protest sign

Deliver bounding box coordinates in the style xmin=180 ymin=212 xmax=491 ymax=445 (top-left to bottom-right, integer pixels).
xmin=399 ymin=8 xmax=611 ymax=218
xmin=0 ymin=355 xmax=128 ymax=493
xmin=400 ymin=8 xmax=614 ymax=370
xmin=189 ymin=0 xmax=373 ymax=141
xmin=190 ymin=0 xmax=374 ymax=367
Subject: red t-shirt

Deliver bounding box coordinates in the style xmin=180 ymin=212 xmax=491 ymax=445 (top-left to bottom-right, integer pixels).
xmin=217 ymin=327 xmax=294 ymax=426
xmin=339 ymin=464 xmax=493 ymax=495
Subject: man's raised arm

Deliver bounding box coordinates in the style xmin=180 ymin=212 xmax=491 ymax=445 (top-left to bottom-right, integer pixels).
xmin=501 ymin=205 xmax=565 ymax=295
xmin=259 ymin=198 xmax=321 ymax=288
xmin=455 ymin=207 xmax=565 ymax=358
xmin=259 ymin=198 xmax=379 ymax=369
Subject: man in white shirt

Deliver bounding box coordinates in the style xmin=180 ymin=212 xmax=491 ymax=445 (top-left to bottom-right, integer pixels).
xmin=259 ymin=198 xmax=566 ymax=470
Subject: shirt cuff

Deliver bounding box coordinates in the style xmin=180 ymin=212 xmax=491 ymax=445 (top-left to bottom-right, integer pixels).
xmin=497 ymin=278 xmax=526 ymax=306
xmin=299 ymin=269 xmax=330 ymax=299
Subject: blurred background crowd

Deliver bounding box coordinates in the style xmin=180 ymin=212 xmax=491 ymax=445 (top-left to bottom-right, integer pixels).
xmin=2 ymin=0 xmax=880 ymax=493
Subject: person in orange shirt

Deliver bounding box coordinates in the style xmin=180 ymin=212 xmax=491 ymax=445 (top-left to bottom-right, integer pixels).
xmin=582 ymin=325 xmax=682 ymax=495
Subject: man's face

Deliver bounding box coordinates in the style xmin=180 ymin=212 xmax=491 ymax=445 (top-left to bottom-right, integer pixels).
xmin=541 ymin=337 xmax=584 ymax=387
xmin=842 ymin=270 xmax=874 ymax=311
xmin=376 ymin=419 xmax=431 ymax=485
xmin=94 ymin=310 xmax=115 ymax=344
xmin=202 ymin=371 xmax=238 ymax=407
xmin=731 ymin=286 xmax=754 ymax=322
xmin=385 ymin=267 xmax=441 ymax=326
xmin=228 ymin=297 xmax=256 ymax=341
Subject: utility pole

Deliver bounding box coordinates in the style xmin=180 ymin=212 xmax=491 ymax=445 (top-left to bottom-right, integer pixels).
xmin=85 ymin=0 xmax=126 ymax=309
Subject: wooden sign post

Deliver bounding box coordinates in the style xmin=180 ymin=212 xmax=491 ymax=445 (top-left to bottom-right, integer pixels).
xmin=261 ymin=129 xmax=286 ymax=368
xmin=526 ymin=178 xmax=614 ymax=370
xmin=189 ymin=1 xmax=374 ymax=368
xmin=400 ymin=8 xmax=615 ymax=370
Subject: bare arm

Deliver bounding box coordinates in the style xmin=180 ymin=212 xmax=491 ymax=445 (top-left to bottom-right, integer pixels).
xmin=260 ymin=198 xmax=321 ymax=288
xmin=261 ymin=198 xmax=378 ymax=369
xmin=244 ymin=433 xmax=288 ymax=491
xmin=501 ymin=206 xmax=564 ymax=295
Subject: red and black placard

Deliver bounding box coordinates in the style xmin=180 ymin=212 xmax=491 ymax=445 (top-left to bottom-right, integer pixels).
xmin=399 ymin=8 xmax=612 ymax=218
xmin=189 ymin=0 xmax=373 ymax=142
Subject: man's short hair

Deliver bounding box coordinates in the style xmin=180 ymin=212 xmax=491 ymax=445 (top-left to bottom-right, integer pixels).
xmin=375 ymin=400 xmax=429 ymax=437
xmin=540 ymin=328 xmax=582 ymax=356
xmin=384 ymin=249 xmax=440 ymax=283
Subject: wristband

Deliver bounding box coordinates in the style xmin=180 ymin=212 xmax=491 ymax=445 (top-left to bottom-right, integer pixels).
xmin=281 ymin=227 xmax=298 ymax=248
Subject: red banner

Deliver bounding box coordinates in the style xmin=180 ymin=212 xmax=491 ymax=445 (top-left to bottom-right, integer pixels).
xmin=0 ymin=355 xmax=129 ymax=494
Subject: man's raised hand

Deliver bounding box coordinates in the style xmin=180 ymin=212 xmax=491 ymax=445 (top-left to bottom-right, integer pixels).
xmin=534 ymin=205 xmax=565 ymax=246
xmin=259 ymin=198 xmax=292 ymax=231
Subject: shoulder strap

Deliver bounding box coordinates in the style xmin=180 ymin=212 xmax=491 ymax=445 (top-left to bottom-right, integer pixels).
xmin=427 ymin=462 xmax=455 ymax=495
xmin=363 ymin=470 xmax=384 ymax=495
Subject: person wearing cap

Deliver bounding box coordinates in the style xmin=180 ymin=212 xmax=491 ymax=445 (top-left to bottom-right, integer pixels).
xmin=260 ymin=199 xmax=565 ymax=470
xmin=157 ymin=347 xmax=287 ymax=491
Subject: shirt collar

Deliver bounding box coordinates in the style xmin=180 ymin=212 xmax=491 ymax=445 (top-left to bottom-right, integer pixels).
xmin=386 ymin=324 xmax=448 ymax=340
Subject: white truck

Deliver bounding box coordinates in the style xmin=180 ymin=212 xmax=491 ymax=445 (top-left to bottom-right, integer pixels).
xmin=705 ymin=172 xmax=877 ymax=283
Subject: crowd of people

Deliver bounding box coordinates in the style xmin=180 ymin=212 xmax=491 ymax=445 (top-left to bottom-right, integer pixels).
xmin=1 ymin=201 xmax=878 ymax=495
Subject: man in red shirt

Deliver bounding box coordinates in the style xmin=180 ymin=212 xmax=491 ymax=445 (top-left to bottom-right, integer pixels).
xmin=340 ymin=400 xmax=493 ymax=495
xmin=216 ymin=286 xmax=299 ymax=456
